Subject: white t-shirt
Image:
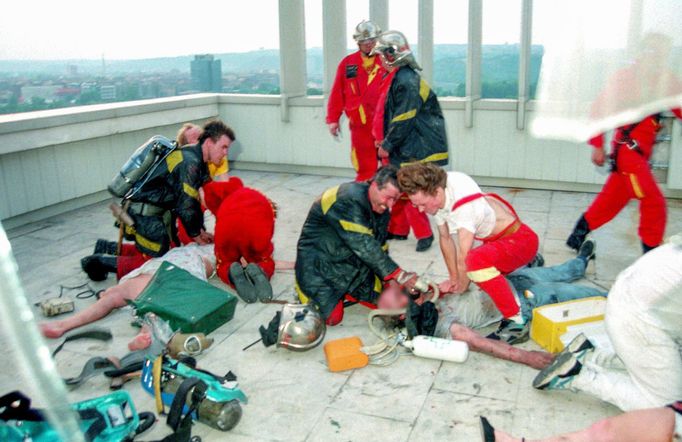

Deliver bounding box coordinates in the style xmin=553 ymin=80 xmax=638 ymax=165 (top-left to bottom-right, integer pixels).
xmin=120 ymin=244 xmax=216 ymax=283
xmin=433 ymin=172 xmax=496 ymax=238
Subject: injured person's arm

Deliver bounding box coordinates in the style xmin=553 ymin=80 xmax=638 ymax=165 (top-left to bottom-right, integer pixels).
xmin=449 ymin=322 xmax=553 ymax=370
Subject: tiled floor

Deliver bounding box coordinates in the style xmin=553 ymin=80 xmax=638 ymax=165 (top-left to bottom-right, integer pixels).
xmin=4 ymin=170 xmax=680 ymax=441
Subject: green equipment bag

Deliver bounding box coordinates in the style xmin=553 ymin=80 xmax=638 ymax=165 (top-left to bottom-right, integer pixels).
xmin=130 ymin=261 xmax=238 ymax=334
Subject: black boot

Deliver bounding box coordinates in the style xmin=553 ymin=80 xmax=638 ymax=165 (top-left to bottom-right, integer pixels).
xmin=81 ymin=254 xmax=118 ymax=281
xmin=566 ymin=214 xmax=591 ymax=251
xmin=93 ymin=239 xmax=118 ymax=255
xmin=228 ymin=262 xmax=258 ymax=303
xmin=416 ymin=235 xmax=434 ymax=252
xmin=244 ymin=264 xmax=273 ymax=302
xmin=642 ymin=242 xmax=658 ymax=254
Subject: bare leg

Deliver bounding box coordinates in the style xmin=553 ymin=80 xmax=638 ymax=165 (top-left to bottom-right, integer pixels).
xmin=449 ymin=323 xmax=553 ymax=370
xmin=493 ymin=407 xmax=675 ymax=442
xmin=40 ymin=274 xmax=153 ymax=339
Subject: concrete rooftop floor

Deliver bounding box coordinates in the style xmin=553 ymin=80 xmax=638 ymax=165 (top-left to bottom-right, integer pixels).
xmin=4 ymin=169 xmax=682 ymax=441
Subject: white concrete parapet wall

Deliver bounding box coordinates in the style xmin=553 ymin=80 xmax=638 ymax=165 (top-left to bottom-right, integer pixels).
xmin=1 ymin=93 xmax=681 ymax=229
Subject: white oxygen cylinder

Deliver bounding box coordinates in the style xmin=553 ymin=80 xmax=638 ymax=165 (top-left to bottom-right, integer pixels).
xmin=405 ymin=336 xmax=469 ymax=363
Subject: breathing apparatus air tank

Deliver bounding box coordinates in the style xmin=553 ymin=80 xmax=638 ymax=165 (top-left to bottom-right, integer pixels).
xmin=108 ymin=135 xmax=176 ymax=198
xmin=402 ymin=335 xmax=469 ymax=363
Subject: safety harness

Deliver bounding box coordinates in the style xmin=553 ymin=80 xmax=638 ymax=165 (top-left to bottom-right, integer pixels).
xmin=609 ymin=113 xmax=662 ymax=172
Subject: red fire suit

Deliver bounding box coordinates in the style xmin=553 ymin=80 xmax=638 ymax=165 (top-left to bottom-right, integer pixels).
xmin=585 ymin=108 xmax=682 ymax=248
xmin=451 ymin=193 xmax=538 ymax=318
xmin=203 ymin=178 xmax=276 ymax=287
xmin=327 ymin=51 xmax=385 ymax=182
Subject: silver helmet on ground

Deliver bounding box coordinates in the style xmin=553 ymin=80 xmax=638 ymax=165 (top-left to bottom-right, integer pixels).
xmin=276 ymin=303 xmax=326 ymax=352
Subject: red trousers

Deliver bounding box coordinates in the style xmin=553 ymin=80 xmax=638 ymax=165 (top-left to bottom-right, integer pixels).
xmin=116 ymin=243 xmax=151 ymax=280
xmin=585 ymin=153 xmax=666 ymax=248
xmin=465 ymin=223 xmax=538 ymax=318
xmin=326 ymin=294 xmax=377 ymax=326
xmin=389 ymin=194 xmax=432 ymax=239
xmin=349 ymin=124 xmax=379 ymax=182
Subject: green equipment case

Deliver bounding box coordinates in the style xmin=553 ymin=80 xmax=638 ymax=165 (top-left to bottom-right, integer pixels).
xmin=130 ymin=261 xmax=238 ymax=334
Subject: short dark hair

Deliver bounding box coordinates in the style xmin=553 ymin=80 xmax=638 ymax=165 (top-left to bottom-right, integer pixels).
xmin=397 ymin=163 xmax=447 ymax=196
xmin=371 ymin=165 xmax=399 ymax=190
xmin=199 ymin=119 xmax=235 ymax=145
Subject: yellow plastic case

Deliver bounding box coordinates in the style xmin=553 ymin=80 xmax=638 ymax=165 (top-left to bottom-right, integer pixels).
xmin=530 ymin=296 xmax=607 ymax=353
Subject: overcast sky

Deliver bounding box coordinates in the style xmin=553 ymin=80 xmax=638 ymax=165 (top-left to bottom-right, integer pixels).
xmin=0 ymin=0 xmax=567 ymax=60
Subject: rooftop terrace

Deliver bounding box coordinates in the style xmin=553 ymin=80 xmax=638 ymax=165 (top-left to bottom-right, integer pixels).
xmin=5 ymin=169 xmax=681 ymax=440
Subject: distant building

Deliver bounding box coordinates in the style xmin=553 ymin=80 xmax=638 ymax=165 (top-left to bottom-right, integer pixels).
xmin=191 ymin=54 xmax=222 ymax=92
xmin=20 ymin=86 xmax=60 ymax=103
xmin=100 ymin=84 xmax=116 ymax=100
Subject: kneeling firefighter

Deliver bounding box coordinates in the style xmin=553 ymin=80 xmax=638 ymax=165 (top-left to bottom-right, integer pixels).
xmin=81 ymin=120 xmax=235 ymax=281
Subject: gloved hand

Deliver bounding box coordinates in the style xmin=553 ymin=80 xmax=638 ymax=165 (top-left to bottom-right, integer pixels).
xmin=259 ymin=311 xmax=281 ymax=347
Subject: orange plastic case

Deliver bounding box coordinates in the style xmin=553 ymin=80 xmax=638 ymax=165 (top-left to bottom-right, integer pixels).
xmin=324 ymin=336 xmax=369 ymax=372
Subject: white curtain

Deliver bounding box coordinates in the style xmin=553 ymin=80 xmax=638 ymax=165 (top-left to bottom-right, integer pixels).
xmin=530 ymin=0 xmax=682 ymax=142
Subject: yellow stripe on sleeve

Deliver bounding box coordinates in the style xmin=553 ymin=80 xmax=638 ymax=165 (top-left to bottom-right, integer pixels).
xmin=339 ymin=220 xmax=373 ymax=235
xmin=391 ymin=109 xmax=417 ymax=123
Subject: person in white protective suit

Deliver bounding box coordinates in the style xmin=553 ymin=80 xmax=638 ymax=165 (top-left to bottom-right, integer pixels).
xmin=533 ymin=234 xmax=682 ymax=411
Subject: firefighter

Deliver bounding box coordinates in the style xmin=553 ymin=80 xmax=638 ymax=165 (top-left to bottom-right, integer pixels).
xmin=327 ymin=20 xmax=385 ymax=182
xmin=81 ymin=120 xmax=234 ymax=281
xmin=567 ymin=108 xmax=682 ymax=254
xmin=371 ymin=30 xmax=448 ymax=252
xmin=295 ymin=165 xmax=426 ymax=326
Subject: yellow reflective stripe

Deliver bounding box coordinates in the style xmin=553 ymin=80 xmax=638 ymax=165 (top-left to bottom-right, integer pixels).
xmin=209 ymin=158 xmax=228 ymax=177
xmin=373 ymin=276 xmax=383 ymax=294
xmin=183 ymin=183 xmax=199 ymax=200
xmin=339 ymin=220 xmax=373 ymax=235
xmin=629 ymin=173 xmax=645 ymax=199
xmin=467 ymin=267 xmax=501 ymax=283
xmin=350 ymin=82 xmax=357 ymax=94
xmin=350 ymin=147 xmax=359 ymax=172
xmin=135 ymin=233 xmax=162 ymax=253
xmin=166 ymin=150 xmax=183 ymax=173
xmin=367 ymin=63 xmax=380 ymax=85
xmin=358 ymin=104 xmax=367 ymax=125
xmin=419 ymin=79 xmax=430 ymax=102
xmin=295 ymin=280 xmax=310 ymax=304
xmin=381 ymin=243 xmax=389 ymax=252
xmin=400 ymin=152 xmax=449 ymax=167
xmin=391 ymin=109 xmax=417 ymax=123
xmin=321 ymin=185 xmax=339 ymax=214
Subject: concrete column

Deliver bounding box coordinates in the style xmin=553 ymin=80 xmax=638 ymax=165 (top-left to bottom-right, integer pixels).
xmin=370 ymin=0 xmax=389 ymax=31
xmin=418 ymin=0 xmax=434 ymax=84
xmin=323 ymin=0 xmax=347 ymax=96
xmin=279 ymin=0 xmax=307 ymax=121
xmin=465 ymin=0 xmax=482 ymax=128
xmin=517 ymin=0 xmax=532 ymax=130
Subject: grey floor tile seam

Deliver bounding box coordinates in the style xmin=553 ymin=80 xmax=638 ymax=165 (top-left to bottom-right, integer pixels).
xmin=428 ymin=385 xmax=519 ymax=404
xmin=405 ymin=360 xmax=444 ymax=442
xmin=302 ymin=369 xmax=357 ymax=442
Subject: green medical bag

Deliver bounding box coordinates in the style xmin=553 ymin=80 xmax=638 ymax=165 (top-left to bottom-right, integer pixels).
xmin=130 ymin=261 xmax=238 ymax=334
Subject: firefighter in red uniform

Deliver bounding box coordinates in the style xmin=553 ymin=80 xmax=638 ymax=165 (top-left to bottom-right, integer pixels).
xmin=202 ymin=178 xmax=277 ymax=304
xmin=371 ymin=31 xmax=448 ymax=252
xmin=327 ymin=20 xmax=385 ymax=182
xmin=567 ymin=109 xmax=682 ymax=253
xmin=567 ymin=32 xmax=682 ymax=254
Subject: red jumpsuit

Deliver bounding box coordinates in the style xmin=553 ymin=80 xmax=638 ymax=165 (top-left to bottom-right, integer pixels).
xmin=585 ymin=108 xmax=682 ymax=248
xmin=202 ymin=179 xmax=276 ymax=287
xmin=327 ymin=51 xmax=385 ymax=182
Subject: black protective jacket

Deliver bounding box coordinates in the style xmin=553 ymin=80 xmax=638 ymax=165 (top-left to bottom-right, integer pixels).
xmin=382 ymin=66 xmax=448 ymax=167
xmin=130 ymin=143 xmax=210 ymax=238
xmin=295 ymin=182 xmax=400 ymax=318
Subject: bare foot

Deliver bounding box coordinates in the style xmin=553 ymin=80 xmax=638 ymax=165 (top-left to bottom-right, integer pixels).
xmin=128 ymin=330 xmax=152 ymax=351
xmin=39 ymin=322 xmax=66 ymax=339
